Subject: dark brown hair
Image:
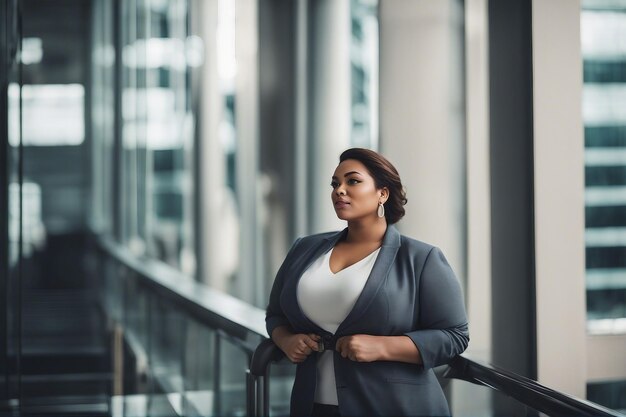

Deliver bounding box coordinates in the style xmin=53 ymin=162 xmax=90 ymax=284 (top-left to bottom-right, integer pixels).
xmin=339 ymin=148 xmax=407 ymax=224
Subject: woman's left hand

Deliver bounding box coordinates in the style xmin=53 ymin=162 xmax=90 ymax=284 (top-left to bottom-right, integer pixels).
xmin=335 ymin=334 xmax=386 ymax=362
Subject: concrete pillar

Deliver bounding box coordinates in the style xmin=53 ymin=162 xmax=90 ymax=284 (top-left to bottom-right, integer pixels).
xmin=309 ymin=0 xmax=351 ymax=234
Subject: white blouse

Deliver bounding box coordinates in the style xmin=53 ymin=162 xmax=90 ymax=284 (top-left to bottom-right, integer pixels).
xmin=296 ymin=246 xmax=381 ymax=405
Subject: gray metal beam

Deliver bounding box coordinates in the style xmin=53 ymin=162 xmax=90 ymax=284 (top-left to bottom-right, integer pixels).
xmin=488 ymin=0 xmax=537 ymax=381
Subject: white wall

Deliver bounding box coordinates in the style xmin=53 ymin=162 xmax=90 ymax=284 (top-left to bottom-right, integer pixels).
xmin=379 ymin=0 xmax=466 ymax=277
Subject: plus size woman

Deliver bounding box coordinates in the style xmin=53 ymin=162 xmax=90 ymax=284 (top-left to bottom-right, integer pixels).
xmin=266 ymin=148 xmax=469 ymax=417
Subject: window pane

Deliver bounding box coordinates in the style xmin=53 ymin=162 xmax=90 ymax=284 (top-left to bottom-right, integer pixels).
xmin=350 ymin=0 xmax=379 ymax=149
xmin=21 ymin=84 xmax=85 ymax=146
xmin=117 ymin=0 xmax=196 ymax=276
xmin=582 ymin=4 xmax=626 ymax=328
xmin=144 ymin=0 xmax=196 ymax=277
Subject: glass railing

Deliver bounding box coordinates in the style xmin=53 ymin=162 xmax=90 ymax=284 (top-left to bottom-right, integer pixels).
xmin=97 ymin=236 xmax=268 ymax=417
xmin=97 ymin=236 xmax=625 ymax=417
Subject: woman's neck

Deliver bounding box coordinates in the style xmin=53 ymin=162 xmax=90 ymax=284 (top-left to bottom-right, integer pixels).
xmin=345 ymin=218 xmax=387 ymax=244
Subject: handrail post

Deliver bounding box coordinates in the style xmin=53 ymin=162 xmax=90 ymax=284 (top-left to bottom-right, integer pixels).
xmin=263 ymin=373 xmax=270 ymax=417
xmin=246 ymin=370 xmax=255 ymax=417
xmin=248 ymin=339 xmax=286 ymax=417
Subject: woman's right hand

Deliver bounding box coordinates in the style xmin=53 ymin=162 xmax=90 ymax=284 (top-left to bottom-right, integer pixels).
xmin=272 ymin=327 xmax=320 ymax=363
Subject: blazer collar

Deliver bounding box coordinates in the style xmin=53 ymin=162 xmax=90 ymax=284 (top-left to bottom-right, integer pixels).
xmin=284 ymin=224 xmax=402 ymax=336
xmin=325 ymin=223 xmax=401 ymax=246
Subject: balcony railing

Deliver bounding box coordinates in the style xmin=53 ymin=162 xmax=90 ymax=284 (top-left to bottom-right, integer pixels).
xmin=97 ymin=236 xmax=625 ymax=417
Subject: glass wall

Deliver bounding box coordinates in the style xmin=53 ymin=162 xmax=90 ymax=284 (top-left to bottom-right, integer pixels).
xmin=2 ymin=0 xmax=22 ymax=402
xmin=117 ymin=0 xmax=197 ymax=275
xmin=91 ymin=0 xmax=380 ymax=304
xmin=581 ymin=0 xmax=626 ymax=331
xmin=581 ymin=1 xmax=626 ymax=411
xmin=350 ymin=0 xmax=378 ymax=149
xmin=91 ymin=0 xmax=115 ymax=236
xmin=94 ymin=0 xmax=201 ymax=274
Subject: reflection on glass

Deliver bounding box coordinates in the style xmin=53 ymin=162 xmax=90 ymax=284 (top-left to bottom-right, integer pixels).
xmin=145 ymin=0 xmax=196 ymax=277
xmin=183 ymin=322 xmax=215 ymax=417
xmin=350 ymin=0 xmax=379 ymax=149
xmin=6 ymin=80 xmax=21 ymax=402
xmin=7 ymin=83 xmax=22 ymax=267
xmin=20 ymin=37 xmax=43 ymax=65
xmin=219 ymin=337 xmax=248 ymax=416
xmin=582 ymin=4 xmax=626 ymax=328
xmin=20 ymin=84 xmax=85 ymax=146
xmin=210 ymin=0 xmax=240 ymax=296
xmin=120 ymin=0 xmax=141 ymax=253
xmin=90 ymin=0 xmax=115 ymax=235
xmin=117 ymin=0 xmax=196 ymax=276
xmin=451 ymin=378 xmax=538 ymax=417
xmin=588 ymin=379 xmax=626 ymax=413
xmin=10 ymin=182 xmax=46 ymax=259
xmin=149 ymin=300 xmax=185 ymax=416
xmin=268 ymin=360 xmax=296 ymax=417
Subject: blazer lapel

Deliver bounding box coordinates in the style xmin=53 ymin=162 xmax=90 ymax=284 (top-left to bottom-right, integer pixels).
xmin=282 ymin=228 xmax=348 ymax=333
xmin=335 ymin=225 xmax=401 ymax=335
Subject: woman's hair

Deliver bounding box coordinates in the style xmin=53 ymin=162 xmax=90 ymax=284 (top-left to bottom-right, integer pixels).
xmin=339 ymin=148 xmax=407 ymax=224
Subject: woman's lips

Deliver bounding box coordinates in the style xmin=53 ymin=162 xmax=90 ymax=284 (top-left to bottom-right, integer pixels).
xmin=334 ymin=201 xmax=350 ymax=209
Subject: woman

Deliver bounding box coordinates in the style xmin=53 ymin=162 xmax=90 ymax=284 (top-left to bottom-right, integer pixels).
xmin=266 ymin=148 xmax=469 ymax=417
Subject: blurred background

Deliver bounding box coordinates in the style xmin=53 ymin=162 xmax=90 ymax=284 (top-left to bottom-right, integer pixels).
xmin=1 ymin=0 xmax=625 ymax=416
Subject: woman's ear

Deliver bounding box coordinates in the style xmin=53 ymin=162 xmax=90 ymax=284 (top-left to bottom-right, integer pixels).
xmin=380 ymin=187 xmax=389 ymax=203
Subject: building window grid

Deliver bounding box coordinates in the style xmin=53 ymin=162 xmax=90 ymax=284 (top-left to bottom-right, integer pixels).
xmin=581 ymin=4 xmax=626 ymax=332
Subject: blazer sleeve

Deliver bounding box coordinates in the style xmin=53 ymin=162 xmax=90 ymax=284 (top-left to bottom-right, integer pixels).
xmin=404 ymin=246 xmax=470 ymax=369
xmin=265 ymin=237 xmax=302 ymax=337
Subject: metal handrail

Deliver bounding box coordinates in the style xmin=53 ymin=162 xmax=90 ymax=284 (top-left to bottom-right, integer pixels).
xmin=250 ymin=340 xmax=624 ymax=417
xmin=247 ymin=339 xmax=287 ymax=417
xmin=445 ymin=356 xmax=623 ymax=417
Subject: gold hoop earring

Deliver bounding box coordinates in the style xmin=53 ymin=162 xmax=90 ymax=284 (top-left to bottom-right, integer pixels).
xmin=377 ymin=202 xmax=385 ymax=218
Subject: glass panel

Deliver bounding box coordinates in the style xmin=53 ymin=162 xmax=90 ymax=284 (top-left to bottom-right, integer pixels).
xmin=582 ymin=2 xmax=626 ymax=328
xmin=21 ymin=84 xmax=85 ymax=146
xmin=17 ymin=0 xmax=101 ymax=409
xmin=118 ymin=0 xmax=197 ymax=276
xmin=207 ymin=0 xmax=242 ymax=297
xmin=104 ymin=261 xmax=124 ymax=323
xmin=588 ymin=379 xmax=626 ymax=414
xmin=126 ymin=276 xmax=150 ymax=351
xmin=5 ymin=0 xmax=21 ymax=400
xmin=217 ymin=0 xmax=238 ymax=200
xmin=90 ymin=0 xmax=115 ymax=236
xmin=145 ymin=0 xmax=196 ymax=277
xmin=268 ymin=360 xmax=296 ymax=417
xmin=121 ymin=0 xmax=142 ymax=251
xmin=350 ymin=0 xmax=379 ymax=149
xmin=148 ymin=298 xmax=185 ymax=416
xmin=219 ymin=336 xmax=249 ymax=417
xmin=183 ymin=321 xmax=216 ymax=417
xmin=450 ymin=378 xmax=539 ymax=417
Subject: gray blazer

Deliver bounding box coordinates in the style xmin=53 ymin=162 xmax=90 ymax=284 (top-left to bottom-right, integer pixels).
xmin=266 ymin=224 xmax=469 ymax=417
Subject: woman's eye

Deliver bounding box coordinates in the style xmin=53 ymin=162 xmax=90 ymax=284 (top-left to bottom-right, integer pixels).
xmin=347 ymin=178 xmax=359 ymax=185
xmin=330 ymin=181 xmax=338 ymax=188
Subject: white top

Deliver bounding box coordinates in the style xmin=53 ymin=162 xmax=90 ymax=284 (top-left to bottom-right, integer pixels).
xmin=296 ymin=246 xmax=381 ymax=405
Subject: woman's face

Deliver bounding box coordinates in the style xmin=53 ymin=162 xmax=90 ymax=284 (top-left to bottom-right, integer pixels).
xmin=331 ymin=159 xmax=387 ymax=222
